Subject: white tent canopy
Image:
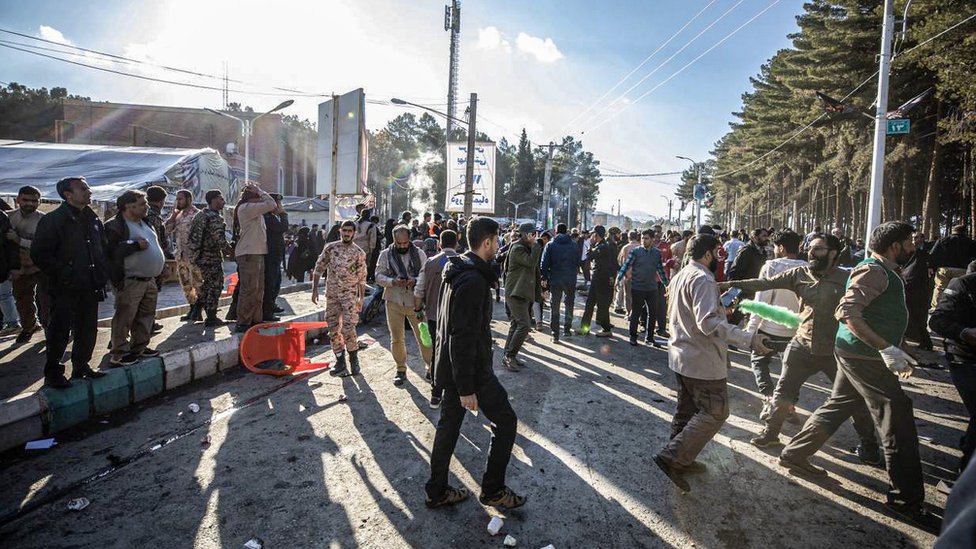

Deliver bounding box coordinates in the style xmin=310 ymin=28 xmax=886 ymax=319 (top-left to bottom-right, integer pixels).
xmin=0 ymin=140 xmax=235 ymax=203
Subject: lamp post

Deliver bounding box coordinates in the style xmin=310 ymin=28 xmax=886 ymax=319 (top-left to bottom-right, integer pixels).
xmin=506 ymin=199 xmax=532 ymax=223
xmin=205 ymin=99 xmax=294 ymax=190
xmin=660 ymin=195 xmax=674 ymax=231
xmin=676 ymin=155 xmax=702 ymax=229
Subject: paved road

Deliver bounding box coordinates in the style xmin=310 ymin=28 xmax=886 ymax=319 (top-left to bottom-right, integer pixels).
xmin=0 ymin=297 xmax=961 ymax=548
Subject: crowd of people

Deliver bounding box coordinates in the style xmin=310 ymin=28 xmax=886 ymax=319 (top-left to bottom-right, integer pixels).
xmin=2 ymin=178 xmax=975 ymax=536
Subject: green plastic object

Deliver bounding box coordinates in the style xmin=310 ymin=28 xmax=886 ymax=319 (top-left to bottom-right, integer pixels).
xmin=738 ymin=299 xmax=801 ymax=330
xmin=417 ymin=312 xmax=433 ymax=348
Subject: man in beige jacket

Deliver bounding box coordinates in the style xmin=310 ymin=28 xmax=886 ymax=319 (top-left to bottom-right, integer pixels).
xmin=232 ymin=183 xmax=276 ymax=332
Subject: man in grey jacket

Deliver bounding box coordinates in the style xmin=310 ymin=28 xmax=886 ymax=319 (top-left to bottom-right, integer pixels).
xmin=415 ymin=229 xmax=459 ymax=408
xmin=377 ymin=224 xmax=431 ymax=386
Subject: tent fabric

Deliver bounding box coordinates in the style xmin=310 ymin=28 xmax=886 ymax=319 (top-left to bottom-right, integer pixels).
xmin=0 ymin=140 xmax=235 ymax=202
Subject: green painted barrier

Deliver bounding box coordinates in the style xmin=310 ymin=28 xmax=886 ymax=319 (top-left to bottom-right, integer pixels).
xmin=40 ymin=381 xmax=92 ymax=433
xmin=90 ymin=368 xmax=131 ymax=415
xmin=128 ymin=358 xmax=164 ymax=402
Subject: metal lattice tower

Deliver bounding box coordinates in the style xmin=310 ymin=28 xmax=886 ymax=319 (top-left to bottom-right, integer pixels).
xmin=444 ymin=1 xmax=461 ymax=139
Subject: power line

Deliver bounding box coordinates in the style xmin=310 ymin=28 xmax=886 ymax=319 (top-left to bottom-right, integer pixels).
xmin=714 ymin=10 xmax=976 ymax=179
xmin=560 ymin=0 xmax=720 ymax=133
xmin=586 ymin=0 xmax=782 ymax=134
xmin=602 ymin=171 xmax=684 ymax=177
xmin=575 ymin=0 xmax=747 ymax=133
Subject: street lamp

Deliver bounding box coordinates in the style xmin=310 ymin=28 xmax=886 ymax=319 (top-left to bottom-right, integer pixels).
xmin=659 ymin=194 xmax=674 ymax=231
xmin=205 ymin=99 xmax=294 ymax=191
xmin=506 ymin=199 xmax=532 ymax=222
xmin=390 ymin=97 xmax=468 ymax=127
xmin=676 ymin=155 xmax=703 ymax=229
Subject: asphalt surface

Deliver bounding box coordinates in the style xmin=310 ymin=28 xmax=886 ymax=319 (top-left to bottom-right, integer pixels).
xmin=0 ymin=295 xmax=963 ymax=548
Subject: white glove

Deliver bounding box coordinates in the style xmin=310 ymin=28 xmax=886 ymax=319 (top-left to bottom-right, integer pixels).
xmin=879 ymin=346 xmax=917 ymax=379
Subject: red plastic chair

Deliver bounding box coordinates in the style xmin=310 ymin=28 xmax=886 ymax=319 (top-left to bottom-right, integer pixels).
xmin=239 ymin=322 xmax=331 ymax=376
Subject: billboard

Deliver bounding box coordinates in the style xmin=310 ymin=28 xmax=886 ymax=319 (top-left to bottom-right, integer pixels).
xmin=445 ymin=141 xmax=495 ymax=213
xmin=316 ymin=89 xmax=368 ymax=196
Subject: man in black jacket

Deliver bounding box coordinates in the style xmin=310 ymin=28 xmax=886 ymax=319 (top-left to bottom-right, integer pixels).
xmin=425 ymin=217 xmax=526 ymax=510
xmin=263 ymin=194 xmax=288 ymax=321
xmin=929 ymin=260 xmax=976 ymax=473
xmin=31 ymin=177 xmax=110 ymax=388
xmin=929 ymin=224 xmax=976 ymax=308
xmin=728 ymin=228 xmax=769 ymax=291
xmin=579 ymin=225 xmax=616 ymax=337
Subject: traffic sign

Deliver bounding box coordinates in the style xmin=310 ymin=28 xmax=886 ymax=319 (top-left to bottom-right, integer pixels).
xmin=886 ymin=119 xmax=910 ymax=135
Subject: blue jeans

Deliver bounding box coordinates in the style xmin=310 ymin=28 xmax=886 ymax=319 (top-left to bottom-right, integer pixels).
xmin=749 ymin=332 xmax=793 ymax=396
xmin=0 ymin=279 xmax=19 ymax=326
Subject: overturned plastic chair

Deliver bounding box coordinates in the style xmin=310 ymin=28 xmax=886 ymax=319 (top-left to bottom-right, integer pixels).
xmin=240 ymin=322 xmax=331 ymax=376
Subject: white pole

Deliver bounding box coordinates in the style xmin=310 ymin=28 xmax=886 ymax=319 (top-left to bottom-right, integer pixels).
xmin=866 ymin=0 xmax=895 ymax=250
xmin=243 ymin=119 xmax=250 ymax=185
xmin=330 ymin=95 xmax=339 ymax=226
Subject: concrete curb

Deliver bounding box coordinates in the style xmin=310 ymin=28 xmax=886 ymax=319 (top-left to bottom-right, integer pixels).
xmin=0 ymin=308 xmax=324 ymax=453
xmin=96 ymin=282 xmax=312 ymax=327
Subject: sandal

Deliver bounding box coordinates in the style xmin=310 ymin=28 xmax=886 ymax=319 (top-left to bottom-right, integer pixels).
xmin=425 ymin=485 xmax=471 ymax=508
xmin=479 ymin=486 xmax=526 ymax=509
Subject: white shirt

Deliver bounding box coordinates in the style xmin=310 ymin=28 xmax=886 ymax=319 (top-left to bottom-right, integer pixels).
xmin=746 ymin=258 xmax=807 ymax=338
xmin=723 ymin=238 xmax=744 ymax=266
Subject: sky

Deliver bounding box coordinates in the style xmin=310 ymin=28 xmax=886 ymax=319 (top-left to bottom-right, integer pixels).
xmin=0 ymin=0 xmax=801 ymax=220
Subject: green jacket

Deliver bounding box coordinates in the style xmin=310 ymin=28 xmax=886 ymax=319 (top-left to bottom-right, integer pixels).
xmin=505 ymin=240 xmax=542 ymax=301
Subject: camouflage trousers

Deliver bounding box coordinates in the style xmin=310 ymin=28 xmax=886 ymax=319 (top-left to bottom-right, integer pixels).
xmin=198 ymin=262 xmax=224 ymax=310
xmin=176 ymin=258 xmax=204 ymax=305
xmin=325 ymin=294 xmax=359 ymax=353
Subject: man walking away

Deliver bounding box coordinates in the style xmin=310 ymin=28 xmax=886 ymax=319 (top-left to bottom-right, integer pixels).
xmin=311 ymin=220 xmax=366 ymax=377
xmin=232 ymin=183 xmax=276 ymax=332
xmin=532 ymin=231 xmax=551 ymax=328
xmin=541 ymin=223 xmax=579 ymax=343
xmin=779 ymin=221 xmax=940 ymax=531
xmin=263 ymin=194 xmax=288 ymax=321
xmin=31 ymin=177 xmax=111 ymax=388
xmin=425 ymin=217 xmax=525 ymax=510
xmin=376 ymin=225 xmax=432 ymax=386
xmin=929 ymin=260 xmax=976 ymax=474
xmin=614 ymin=231 xmax=640 ymax=315
xmin=7 ymin=186 xmax=50 ymax=343
xmin=165 ymin=190 xmax=204 ymax=322
xmin=502 ymin=222 xmax=540 ymax=371
xmin=579 ymin=225 xmax=616 ymax=337
xmin=618 ymin=229 xmax=669 ymax=347
xmin=104 ymin=191 xmax=166 ymax=366
xmin=353 ymin=204 xmax=379 ymax=281
xmin=415 ymin=229 xmax=459 ymax=408
xmin=744 ymin=230 xmax=806 ymax=411
xmin=929 ymin=224 xmax=976 ymax=308
xmin=652 ymin=234 xmax=771 ymax=492
xmin=188 ymin=190 xmax=229 ymax=327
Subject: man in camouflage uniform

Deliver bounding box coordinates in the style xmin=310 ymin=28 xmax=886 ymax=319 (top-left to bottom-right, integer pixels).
xmin=312 ymin=219 xmax=366 ymax=377
xmin=165 ymin=189 xmax=204 ymax=321
xmin=188 ymin=189 xmax=228 ymax=327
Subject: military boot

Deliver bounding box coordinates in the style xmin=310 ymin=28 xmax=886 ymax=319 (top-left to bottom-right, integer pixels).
xmin=330 ymin=352 xmax=348 ymax=377
xmin=348 ymin=350 xmax=361 ymax=376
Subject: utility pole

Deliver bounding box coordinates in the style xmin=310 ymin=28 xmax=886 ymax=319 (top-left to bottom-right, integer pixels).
xmin=617 ymin=198 xmax=622 ymax=227
xmin=542 ymin=142 xmax=554 ymax=228
xmin=444 ymin=1 xmax=461 ymax=139
xmin=567 ymin=183 xmax=573 ymax=227
xmin=463 ymin=92 xmax=477 ymax=219
xmin=866 ymin=0 xmax=895 ymax=250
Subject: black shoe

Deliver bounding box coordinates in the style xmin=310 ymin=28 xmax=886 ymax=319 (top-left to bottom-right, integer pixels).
xmin=71 ymin=366 xmax=107 ymax=380
xmin=430 ymin=394 xmax=442 ymax=409
xmin=204 ymin=317 xmax=225 ymax=327
xmin=348 ymin=351 xmax=361 ymax=375
xmin=393 ymin=371 xmax=406 ymax=386
xmin=225 ymin=312 xmax=237 ymax=322
xmin=235 ymin=323 xmax=252 ymax=333
xmin=852 ymin=444 xmax=883 ymax=467
xmin=884 ymin=502 xmax=942 ymax=533
xmin=330 ymin=353 xmax=348 ymax=377
xmin=614 ymin=307 xmax=626 ymax=314
xmin=502 ymin=356 xmax=521 ymax=372
xmin=630 ymin=337 xmax=639 ymax=346
xmin=750 ymin=430 xmax=782 ymax=448
xmin=152 ymin=322 xmax=164 ymax=333
xmin=656 ymin=329 xmax=670 ymax=339
xmin=109 ymin=353 xmax=141 ymax=367
xmin=44 ymin=375 xmax=72 ymax=389
xmin=563 ymin=328 xmax=572 ymax=337
xmin=16 ymin=327 xmax=40 ymax=344
xmin=652 ymin=454 xmax=690 ymax=492
xmin=779 ymin=454 xmax=827 ymax=477
xmin=273 ymin=305 xmax=285 ymax=313
xmin=180 ymin=304 xmax=202 ymax=322
xmin=140 ymin=348 xmax=160 ymax=357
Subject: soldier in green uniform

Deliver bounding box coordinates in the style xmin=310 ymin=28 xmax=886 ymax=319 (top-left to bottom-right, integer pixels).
xmin=188 ymin=189 xmax=229 ymax=327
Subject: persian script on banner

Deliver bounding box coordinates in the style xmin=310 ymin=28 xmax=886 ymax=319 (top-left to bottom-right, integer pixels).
xmin=445 ymin=141 xmax=495 ymax=214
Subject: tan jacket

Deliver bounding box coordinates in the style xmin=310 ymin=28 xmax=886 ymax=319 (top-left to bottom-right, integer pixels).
xmin=234 ymin=192 xmax=276 ymax=256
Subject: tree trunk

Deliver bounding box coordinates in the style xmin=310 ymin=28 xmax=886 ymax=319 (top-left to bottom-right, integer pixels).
xmin=922 ymin=100 xmax=943 ymax=239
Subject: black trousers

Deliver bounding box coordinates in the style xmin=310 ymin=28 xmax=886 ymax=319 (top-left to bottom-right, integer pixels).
xmin=426 ymin=376 xmax=517 ymax=499
xmin=783 ymin=353 xmax=924 ymax=507
xmin=45 ymin=290 xmax=100 ymax=379
xmin=263 ymin=254 xmax=283 ymax=318
xmin=581 ymin=276 xmax=612 ymax=333
xmin=948 ymin=357 xmax=976 ymax=470
xmin=904 ymin=282 xmax=933 ymax=349
xmin=629 ymin=288 xmax=658 ymax=339
xmin=549 ymin=283 xmax=575 ymax=335
xmin=428 ymin=319 xmax=443 ymax=399
xmin=655 ymin=281 xmax=668 ymax=332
